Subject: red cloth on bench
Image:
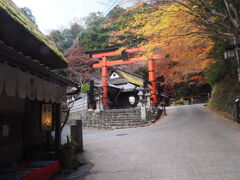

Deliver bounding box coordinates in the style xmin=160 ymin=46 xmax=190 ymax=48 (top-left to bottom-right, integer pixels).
xmin=20 ymin=161 xmax=60 ymax=180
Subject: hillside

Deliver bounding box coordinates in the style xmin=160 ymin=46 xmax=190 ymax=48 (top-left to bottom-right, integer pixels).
xmin=52 ymin=0 xmax=240 ymax=115
xmin=209 ymin=75 xmax=240 ymax=117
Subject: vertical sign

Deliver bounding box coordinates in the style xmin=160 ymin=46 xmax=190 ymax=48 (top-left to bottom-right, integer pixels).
xmin=41 ymin=104 xmax=53 ymax=131
xmin=2 ymin=125 xmax=9 ymax=137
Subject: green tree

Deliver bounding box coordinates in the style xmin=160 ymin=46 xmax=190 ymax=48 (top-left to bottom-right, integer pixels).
xmin=84 ymin=12 xmax=104 ymax=27
xmin=21 ymin=7 xmax=37 ymax=26
xmin=79 ymin=25 xmax=110 ymax=51
xmin=48 ymin=21 xmax=84 ymax=52
xmin=47 ymin=30 xmax=65 ymax=52
xmin=78 ymin=6 xmax=148 ymax=51
xmin=79 ymin=12 xmax=111 ymax=50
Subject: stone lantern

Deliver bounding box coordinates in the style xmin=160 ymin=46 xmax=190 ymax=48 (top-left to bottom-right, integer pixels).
xmin=137 ymin=88 xmax=148 ymax=120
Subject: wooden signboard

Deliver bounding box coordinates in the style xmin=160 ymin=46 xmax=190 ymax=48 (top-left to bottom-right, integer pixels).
xmin=41 ymin=104 xmax=53 ymax=131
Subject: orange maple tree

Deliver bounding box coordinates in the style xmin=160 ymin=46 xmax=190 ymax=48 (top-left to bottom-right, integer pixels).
xmin=110 ymin=2 xmax=216 ymax=85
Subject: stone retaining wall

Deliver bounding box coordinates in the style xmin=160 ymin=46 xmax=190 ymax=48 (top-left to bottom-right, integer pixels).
xmin=69 ymin=108 xmax=161 ymax=129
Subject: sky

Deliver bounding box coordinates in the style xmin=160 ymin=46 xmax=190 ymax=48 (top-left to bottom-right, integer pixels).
xmin=12 ymin=0 xmax=113 ymax=34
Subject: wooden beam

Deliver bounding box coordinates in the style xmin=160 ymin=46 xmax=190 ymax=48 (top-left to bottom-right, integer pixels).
xmin=91 ymin=48 xmax=141 ymax=58
xmin=92 ymin=54 xmax=165 ymax=68
xmin=151 ymin=54 xmax=165 ymax=60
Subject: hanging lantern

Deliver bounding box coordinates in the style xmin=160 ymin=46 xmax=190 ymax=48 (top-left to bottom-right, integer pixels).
xmin=129 ymin=96 xmax=136 ymax=105
xmin=224 ymin=46 xmax=236 ymax=60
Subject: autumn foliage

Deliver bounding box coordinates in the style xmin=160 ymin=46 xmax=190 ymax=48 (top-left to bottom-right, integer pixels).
xmin=110 ymin=2 xmax=216 ymax=85
xmin=63 ymin=1 xmax=218 ymax=93
xmin=64 ymin=38 xmax=100 ymax=83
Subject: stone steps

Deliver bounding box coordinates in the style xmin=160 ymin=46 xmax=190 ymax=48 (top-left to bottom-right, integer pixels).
xmin=102 ymin=114 xmax=140 ymax=117
xmin=105 ymin=122 xmax=147 ymax=126
xmin=107 ymin=121 xmax=142 ymax=124
xmin=102 ymin=115 xmax=140 ymax=119
xmin=104 ymin=119 xmax=140 ymax=121
xmin=107 ymin=118 xmax=140 ymax=121
xmin=70 ymin=107 xmax=159 ymax=129
xmin=104 ymin=120 xmax=151 ymax=129
xmin=109 ymin=122 xmax=152 ymax=129
xmin=106 ymin=119 xmax=146 ymax=122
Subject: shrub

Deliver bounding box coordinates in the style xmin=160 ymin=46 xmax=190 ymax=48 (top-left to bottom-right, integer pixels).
xmin=81 ymin=83 xmax=90 ymax=93
xmin=205 ymin=60 xmax=230 ymax=87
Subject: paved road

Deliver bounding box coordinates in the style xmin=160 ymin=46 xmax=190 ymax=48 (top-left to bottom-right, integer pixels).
xmin=77 ymin=104 xmax=240 ymax=180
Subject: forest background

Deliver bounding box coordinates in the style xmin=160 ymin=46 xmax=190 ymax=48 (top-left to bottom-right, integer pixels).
xmin=22 ymin=0 xmax=240 ymax=116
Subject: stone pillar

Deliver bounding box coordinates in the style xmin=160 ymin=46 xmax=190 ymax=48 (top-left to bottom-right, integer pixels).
xmin=138 ymin=90 xmax=147 ymax=120
xmin=145 ymin=92 xmax=151 ymax=108
xmin=95 ymin=95 xmax=103 ymax=112
xmin=141 ymin=102 xmax=147 ymax=120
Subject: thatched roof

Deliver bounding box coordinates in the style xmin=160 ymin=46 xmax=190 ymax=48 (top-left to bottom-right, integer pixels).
xmin=117 ymin=69 xmax=144 ymax=86
xmin=109 ymin=68 xmax=144 ymax=86
xmin=0 ymin=0 xmax=67 ymax=69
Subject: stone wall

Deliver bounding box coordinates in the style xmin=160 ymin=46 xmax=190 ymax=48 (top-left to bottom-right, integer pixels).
xmin=69 ymin=108 xmax=161 ymax=129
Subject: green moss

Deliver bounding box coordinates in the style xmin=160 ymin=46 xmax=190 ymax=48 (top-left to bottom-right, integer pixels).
xmin=0 ymin=0 xmax=65 ymax=62
xmin=209 ymin=75 xmax=240 ymax=116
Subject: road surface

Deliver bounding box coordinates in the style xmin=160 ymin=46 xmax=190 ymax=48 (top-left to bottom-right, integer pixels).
xmin=69 ymin=104 xmax=240 ymax=179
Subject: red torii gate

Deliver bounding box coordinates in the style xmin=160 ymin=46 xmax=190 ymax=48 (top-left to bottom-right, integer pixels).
xmin=86 ymin=48 xmax=164 ymax=108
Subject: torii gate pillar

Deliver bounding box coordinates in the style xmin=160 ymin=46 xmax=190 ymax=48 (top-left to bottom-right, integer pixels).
xmin=102 ymin=56 xmax=108 ymax=107
xmin=86 ymin=48 xmax=163 ymax=108
xmin=148 ymin=58 xmax=157 ymax=104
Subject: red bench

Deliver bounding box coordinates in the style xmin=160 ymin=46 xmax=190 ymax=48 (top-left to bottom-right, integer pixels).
xmin=19 ymin=161 xmax=60 ymax=180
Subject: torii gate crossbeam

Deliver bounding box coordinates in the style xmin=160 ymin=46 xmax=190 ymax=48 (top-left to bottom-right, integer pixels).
xmin=86 ymin=48 xmax=164 ymax=108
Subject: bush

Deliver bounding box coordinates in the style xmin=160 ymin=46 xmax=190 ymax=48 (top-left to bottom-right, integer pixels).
xmin=175 ymin=99 xmax=184 ymax=105
xmin=81 ymin=83 xmax=90 ymax=93
xmin=205 ymin=60 xmax=230 ymax=87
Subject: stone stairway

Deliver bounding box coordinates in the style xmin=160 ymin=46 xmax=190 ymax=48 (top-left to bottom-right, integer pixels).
xmin=70 ymin=107 xmax=160 ymax=129
xmin=101 ymin=108 xmax=151 ymax=129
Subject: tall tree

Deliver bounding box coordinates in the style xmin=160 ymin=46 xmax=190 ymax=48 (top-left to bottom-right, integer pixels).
xmin=47 ymin=30 xmax=65 ymax=51
xmin=21 ymin=7 xmax=37 ymax=26
xmin=79 ymin=9 xmax=126 ymax=51
xmin=158 ymin=0 xmax=240 ymax=39
xmin=79 ymin=12 xmax=110 ymax=50
xmin=111 ymin=2 xmax=215 ymax=83
xmin=48 ymin=21 xmax=84 ymax=52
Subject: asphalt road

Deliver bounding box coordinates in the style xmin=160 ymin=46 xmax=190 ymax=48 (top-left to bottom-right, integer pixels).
xmin=68 ymin=104 xmax=240 ymax=180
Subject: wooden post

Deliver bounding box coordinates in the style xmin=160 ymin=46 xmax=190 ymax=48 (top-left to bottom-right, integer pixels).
xmin=236 ymin=99 xmax=240 ymax=122
xmin=102 ymin=56 xmax=108 ymax=107
xmin=70 ymin=120 xmax=83 ymax=153
xmin=148 ymin=58 xmax=157 ymax=105
xmin=88 ymin=80 xmax=94 ymax=109
xmin=54 ymin=103 xmax=61 ymax=160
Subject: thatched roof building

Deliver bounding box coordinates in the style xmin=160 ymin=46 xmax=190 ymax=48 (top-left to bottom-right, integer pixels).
xmin=0 ymin=0 xmax=66 ymax=69
xmin=0 ymin=0 xmax=77 ymax=177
